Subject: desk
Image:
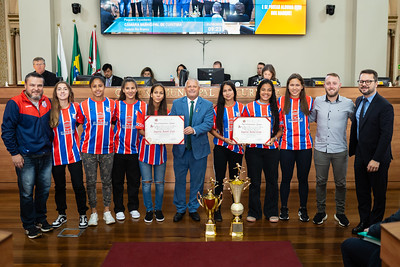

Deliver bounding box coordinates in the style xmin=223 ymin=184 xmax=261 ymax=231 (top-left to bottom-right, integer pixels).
xmin=0 ymin=230 xmax=13 ymax=267
xmin=381 ymin=221 xmax=400 ymax=267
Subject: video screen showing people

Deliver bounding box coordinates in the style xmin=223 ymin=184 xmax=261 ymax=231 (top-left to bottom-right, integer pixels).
xmin=100 ymin=0 xmax=306 ymax=35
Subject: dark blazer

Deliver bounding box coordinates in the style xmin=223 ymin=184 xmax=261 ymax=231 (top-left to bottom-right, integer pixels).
xmin=35 ymin=70 xmax=57 ymax=86
xmin=111 ymin=75 xmax=123 ymax=86
xmin=170 ymin=96 xmax=213 ymax=160
xmin=349 ymin=92 xmax=394 ymax=163
xmin=247 ymin=75 xmax=260 ymax=86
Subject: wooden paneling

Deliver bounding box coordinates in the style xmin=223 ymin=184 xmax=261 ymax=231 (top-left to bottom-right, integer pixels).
xmin=0 ymin=86 xmax=399 ymax=188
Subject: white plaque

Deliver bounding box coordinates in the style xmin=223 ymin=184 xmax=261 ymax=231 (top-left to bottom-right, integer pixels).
xmin=232 ymin=117 xmax=271 ymax=144
xmin=144 ymin=115 xmax=184 ymax=144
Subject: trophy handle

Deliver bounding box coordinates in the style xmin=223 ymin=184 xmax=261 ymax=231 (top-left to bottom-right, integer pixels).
xmin=242 ymin=179 xmax=251 ymax=191
xmin=197 ymin=191 xmax=204 ymax=207
xmin=217 ymin=192 xmax=223 ymax=208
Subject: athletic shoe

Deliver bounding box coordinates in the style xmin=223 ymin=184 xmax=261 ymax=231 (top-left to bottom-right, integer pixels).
xmin=334 ymin=213 xmax=350 ymax=227
xmin=298 ymin=207 xmax=310 ymax=222
xmin=130 ymin=210 xmax=140 ymax=219
xmin=25 ymin=227 xmax=42 ymax=239
xmin=116 ymin=212 xmax=125 ymax=221
xmin=79 ymin=215 xmax=88 ymax=229
xmin=279 ymin=207 xmax=289 ymax=221
xmin=312 ymin=212 xmax=328 ymax=225
xmin=88 ymin=213 xmax=98 ymax=226
xmin=246 ymin=216 xmax=256 ymax=222
xmin=52 ymin=214 xmax=67 ymax=228
xmin=144 ymin=211 xmax=153 ymax=223
xmin=103 ymin=211 xmax=116 ymax=225
xmin=37 ymin=220 xmax=54 ymax=232
xmin=155 ymin=210 xmax=165 ymax=222
xmin=214 ymin=210 xmax=222 ymax=222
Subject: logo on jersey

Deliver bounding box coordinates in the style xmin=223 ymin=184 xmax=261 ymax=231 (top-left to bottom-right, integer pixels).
xmin=95 ymin=112 xmax=105 ymax=125
xmin=42 ymin=101 xmax=47 ymax=108
xmin=125 ymin=116 xmax=133 ymax=129
xmin=63 ymin=121 xmax=72 ymax=135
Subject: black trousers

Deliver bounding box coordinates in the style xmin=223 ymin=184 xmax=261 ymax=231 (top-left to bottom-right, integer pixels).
xmin=354 ymin=147 xmax=389 ymax=226
xmin=204 ymin=1 xmax=213 ymax=15
xmin=152 ymin=0 xmax=164 ymax=17
xmin=112 ymin=154 xmax=141 ymax=213
xmin=213 ymin=145 xmax=243 ymax=197
xmin=131 ymin=2 xmax=143 ymax=17
xmin=341 ymin=237 xmax=381 ymax=267
xmin=280 ymin=149 xmax=312 ymax=208
xmin=52 ymin=161 xmax=88 ymax=215
xmin=246 ymin=147 xmax=279 ymax=219
xmin=192 ymin=0 xmax=204 ymax=16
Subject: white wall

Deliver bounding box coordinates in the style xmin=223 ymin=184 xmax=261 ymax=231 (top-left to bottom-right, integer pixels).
xmin=19 ymin=0 xmax=389 ymax=86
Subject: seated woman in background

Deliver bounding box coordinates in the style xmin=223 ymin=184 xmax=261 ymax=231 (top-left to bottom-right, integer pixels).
xmin=262 ymin=64 xmax=281 ymax=86
xmin=140 ymin=67 xmax=156 ymax=85
xmin=175 ymin=64 xmax=187 ymax=86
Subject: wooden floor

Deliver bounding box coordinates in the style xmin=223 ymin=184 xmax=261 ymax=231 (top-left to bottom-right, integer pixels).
xmin=1 ymin=184 xmax=399 ymax=267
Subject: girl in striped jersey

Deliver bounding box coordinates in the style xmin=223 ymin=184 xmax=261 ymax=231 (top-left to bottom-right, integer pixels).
xmin=210 ymin=81 xmax=244 ymax=222
xmin=136 ymin=84 xmax=168 ymax=223
xmin=112 ymin=78 xmax=145 ymax=221
xmin=78 ymin=76 xmax=116 ymax=226
xmin=278 ymin=73 xmax=314 ymax=222
xmin=243 ymin=79 xmax=282 ymax=223
xmin=50 ymin=82 xmax=88 ymax=229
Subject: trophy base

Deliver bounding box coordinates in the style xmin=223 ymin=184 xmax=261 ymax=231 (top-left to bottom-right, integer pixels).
xmin=230 ymin=221 xmax=243 ymax=237
xmin=205 ymin=223 xmax=217 ymax=236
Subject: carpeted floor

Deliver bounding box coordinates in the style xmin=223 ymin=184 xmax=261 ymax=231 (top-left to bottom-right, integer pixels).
xmin=102 ymin=241 xmax=302 ymax=266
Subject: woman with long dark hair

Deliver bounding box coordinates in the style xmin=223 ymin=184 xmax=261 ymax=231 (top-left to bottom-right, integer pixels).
xmin=278 ymin=73 xmax=314 ymax=222
xmin=244 ymin=79 xmax=282 ymax=223
xmin=262 ymin=64 xmax=281 ymax=86
xmin=136 ymin=83 xmax=169 ymax=223
xmin=112 ymin=78 xmax=146 ymax=221
xmin=50 ymin=81 xmax=88 ymax=229
xmin=78 ymin=76 xmax=116 ymax=226
xmin=210 ymin=81 xmax=245 ymax=222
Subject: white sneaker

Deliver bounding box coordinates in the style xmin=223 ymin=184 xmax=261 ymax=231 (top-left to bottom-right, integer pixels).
xmin=116 ymin=212 xmax=125 ymax=221
xmin=52 ymin=214 xmax=67 ymax=228
xmin=103 ymin=211 xmax=116 ymax=225
xmin=88 ymin=213 xmax=98 ymax=226
xmin=130 ymin=210 xmax=140 ymax=219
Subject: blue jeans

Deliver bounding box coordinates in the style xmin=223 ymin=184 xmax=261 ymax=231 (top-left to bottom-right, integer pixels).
xmin=119 ymin=0 xmax=131 ymax=17
xmin=176 ymin=1 xmax=190 ymax=17
xmin=139 ymin=161 xmax=166 ymax=211
xmin=142 ymin=0 xmax=153 ymax=16
xmin=17 ymin=153 xmax=52 ymax=229
xmin=164 ymin=4 xmax=173 ymax=16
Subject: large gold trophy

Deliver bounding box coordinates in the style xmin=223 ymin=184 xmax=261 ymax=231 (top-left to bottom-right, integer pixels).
xmin=224 ymin=163 xmax=250 ymax=237
xmin=197 ymin=177 xmax=223 ymax=236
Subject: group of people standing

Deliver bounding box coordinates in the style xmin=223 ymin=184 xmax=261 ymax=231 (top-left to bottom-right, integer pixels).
xmin=1 ymin=68 xmax=394 ymax=245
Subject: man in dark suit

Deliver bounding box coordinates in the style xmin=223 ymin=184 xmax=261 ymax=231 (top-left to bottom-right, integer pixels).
xmin=32 ymin=57 xmax=57 ymax=86
xmin=102 ymin=63 xmax=123 ymax=87
xmin=247 ymin=62 xmax=265 ymax=86
xmin=170 ymin=79 xmax=214 ymax=222
xmin=349 ymin=69 xmax=394 ymax=234
xmin=213 ymin=61 xmax=231 ymax=81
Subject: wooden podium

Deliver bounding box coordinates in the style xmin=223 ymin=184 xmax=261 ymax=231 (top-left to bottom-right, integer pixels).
xmin=0 ymin=230 xmax=13 ymax=267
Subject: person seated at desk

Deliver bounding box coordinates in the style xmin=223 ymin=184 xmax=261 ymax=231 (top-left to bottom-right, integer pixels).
xmin=204 ymin=2 xmax=222 ymax=18
xmin=102 ymin=63 xmax=123 ymax=87
xmin=140 ymin=67 xmax=156 ymax=85
xmin=248 ymin=62 xmax=265 ymax=86
xmin=175 ymin=64 xmax=187 ymax=86
xmin=32 ymin=57 xmax=57 ymax=86
xmin=225 ymin=2 xmax=250 ymax=22
xmin=262 ymin=64 xmax=280 ymax=86
xmin=341 ymin=208 xmax=400 ymax=267
xmin=213 ymin=61 xmax=231 ymax=81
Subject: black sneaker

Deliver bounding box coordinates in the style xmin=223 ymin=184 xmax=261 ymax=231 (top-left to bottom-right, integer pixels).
xmin=144 ymin=211 xmax=153 ymax=223
xmin=52 ymin=214 xmax=67 ymax=228
xmin=312 ymin=212 xmax=327 ymax=225
xmin=214 ymin=210 xmax=222 ymax=222
xmin=334 ymin=213 xmax=350 ymax=227
xmin=298 ymin=207 xmax=310 ymax=222
xmin=79 ymin=215 xmax=88 ymax=229
xmin=37 ymin=220 xmax=54 ymax=232
xmin=155 ymin=210 xmax=164 ymax=222
xmin=25 ymin=227 xmax=42 ymax=239
xmin=279 ymin=207 xmax=289 ymax=221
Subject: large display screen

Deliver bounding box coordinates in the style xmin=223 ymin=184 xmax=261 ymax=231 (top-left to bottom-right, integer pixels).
xmin=100 ymin=0 xmax=306 ymax=35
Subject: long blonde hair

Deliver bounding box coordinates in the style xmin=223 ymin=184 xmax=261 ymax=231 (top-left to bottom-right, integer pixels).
xmin=49 ymin=81 xmax=75 ymax=128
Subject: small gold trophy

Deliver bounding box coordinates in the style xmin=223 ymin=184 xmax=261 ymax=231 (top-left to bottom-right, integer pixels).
xmin=224 ymin=163 xmax=250 ymax=237
xmin=197 ymin=177 xmax=223 ymax=237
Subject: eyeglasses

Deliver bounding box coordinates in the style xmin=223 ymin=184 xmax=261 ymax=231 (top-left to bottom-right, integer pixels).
xmin=357 ymin=80 xmax=376 ymax=85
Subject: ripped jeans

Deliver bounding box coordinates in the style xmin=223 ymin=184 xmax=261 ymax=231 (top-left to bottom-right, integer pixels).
xmin=139 ymin=161 xmax=166 ymax=211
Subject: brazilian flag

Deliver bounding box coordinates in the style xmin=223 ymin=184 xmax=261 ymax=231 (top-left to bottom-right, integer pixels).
xmin=70 ymin=24 xmax=83 ymax=84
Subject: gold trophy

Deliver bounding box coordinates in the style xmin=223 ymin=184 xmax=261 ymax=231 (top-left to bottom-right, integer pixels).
xmin=224 ymin=163 xmax=250 ymax=237
xmin=197 ymin=177 xmax=223 ymax=237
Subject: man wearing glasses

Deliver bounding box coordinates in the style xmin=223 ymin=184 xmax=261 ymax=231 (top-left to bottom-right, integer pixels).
xmin=349 ymin=69 xmax=394 ymax=235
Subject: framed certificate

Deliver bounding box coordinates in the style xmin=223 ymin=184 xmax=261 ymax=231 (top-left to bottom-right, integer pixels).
xmin=232 ymin=117 xmax=271 ymax=144
xmin=144 ymin=116 xmax=184 ymax=144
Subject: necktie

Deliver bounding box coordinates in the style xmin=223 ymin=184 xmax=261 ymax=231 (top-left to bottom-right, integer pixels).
xmin=106 ymin=78 xmax=111 ymax=87
xmin=360 ymin=98 xmax=368 ymax=123
xmin=186 ymin=101 xmax=194 ymax=150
